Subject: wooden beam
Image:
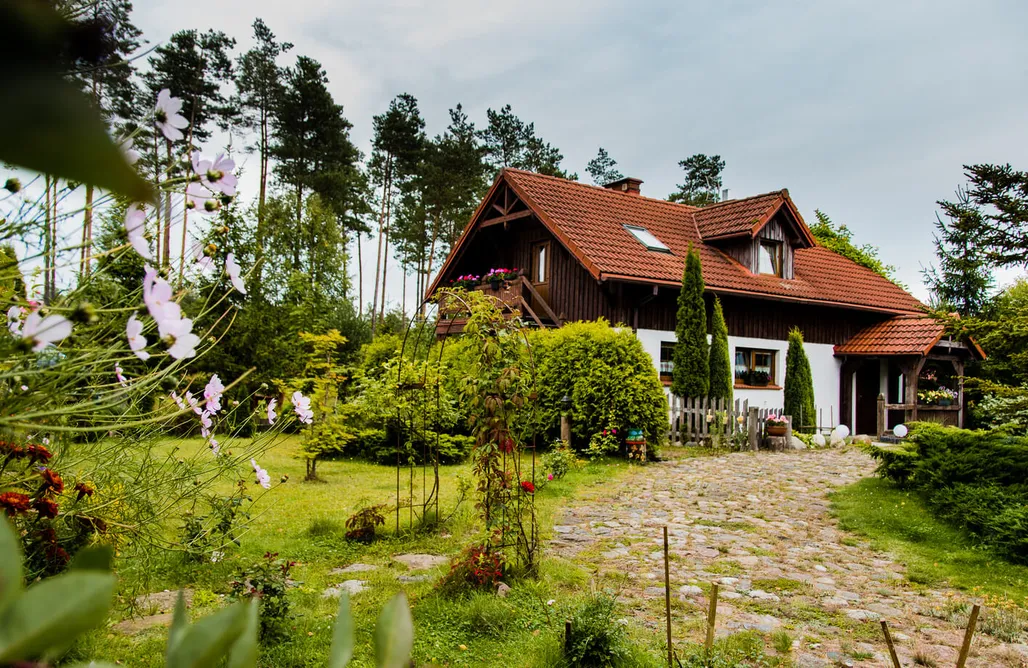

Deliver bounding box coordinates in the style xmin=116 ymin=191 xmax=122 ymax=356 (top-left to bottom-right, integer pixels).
xmin=480 ymin=209 xmax=533 ymax=228
xmin=518 ymin=296 xmax=544 ymax=329
xmin=520 ymin=276 xmax=562 ymax=326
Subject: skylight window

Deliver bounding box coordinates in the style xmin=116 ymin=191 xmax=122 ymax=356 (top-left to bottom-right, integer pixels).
xmin=624 ymin=225 xmax=671 ymax=253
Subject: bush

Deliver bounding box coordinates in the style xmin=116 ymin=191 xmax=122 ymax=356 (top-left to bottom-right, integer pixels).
xmin=438 ymin=542 xmax=507 ymax=596
xmin=542 ymin=440 xmax=579 ymax=479
xmin=867 ymin=422 xmax=1028 ymax=561
xmin=345 ymin=502 xmax=387 ymax=542
xmin=230 ymin=551 xmax=296 ymax=640
xmin=563 ymin=592 xmax=630 ymax=667
xmin=530 ymin=320 xmax=669 ymax=451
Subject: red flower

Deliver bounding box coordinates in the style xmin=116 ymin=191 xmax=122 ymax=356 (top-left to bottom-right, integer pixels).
xmin=27 ymin=444 xmax=53 ymax=464
xmin=520 ymin=481 xmax=536 ymax=494
xmin=0 ymin=441 xmax=26 ymax=460
xmin=500 ymin=436 xmax=515 ymax=453
xmin=33 ymin=498 xmax=59 ymax=519
xmin=38 ymin=468 xmax=64 ymax=495
xmin=74 ymin=481 xmax=95 ymax=501
xmin=0 ymin=491 xmax=31 ymax=516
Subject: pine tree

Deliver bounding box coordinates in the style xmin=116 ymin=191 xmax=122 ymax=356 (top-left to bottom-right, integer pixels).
xmin=923 ymin=188 xmax=994 ymax=316
xmin=236 ymin=18 xmax=292 ymax=293
xmin=668 ymin=154 xmax=724 ymax=206
xmin=671 ymin=246 xmax=709 ymax=398
xmin=783 ymin=328 xmax=816 ymax=430
xmin=708 ymin=297 xmax=732 ymax=403
xmin=480 ymin=104 xmax=575 ymax=179
xmin=585 ymin=147 xmax=623 ymax=185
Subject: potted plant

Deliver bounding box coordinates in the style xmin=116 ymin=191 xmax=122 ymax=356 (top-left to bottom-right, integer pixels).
xmin=938 ymin=387 xmax=956 ymax=406
xmin=749 ymin=370 xmax=771 ymax=387
xmin=766 ymin=413 xmax=788 ymax=436
xmin=450 ymin=274 xmax=480 ymax=290
xmin=483 ymin=267 xmax=519 ymax=291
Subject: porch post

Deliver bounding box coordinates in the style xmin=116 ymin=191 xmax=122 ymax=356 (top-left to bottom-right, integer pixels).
xmin=954 ymin=359 xmax=965 ymax=428
xmin=839 ymin=358 xmax=862 ymax=430
xmin=899 ymin=356 xmax=927 ymax=423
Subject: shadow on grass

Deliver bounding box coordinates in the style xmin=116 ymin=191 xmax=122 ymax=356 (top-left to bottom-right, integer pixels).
xmin=830 ymin=477 xmax=1028 ymax=600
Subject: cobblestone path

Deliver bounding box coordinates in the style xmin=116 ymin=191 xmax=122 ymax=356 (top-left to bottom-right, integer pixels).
xmin=550 ymin=447 xmax=1028 ymax=667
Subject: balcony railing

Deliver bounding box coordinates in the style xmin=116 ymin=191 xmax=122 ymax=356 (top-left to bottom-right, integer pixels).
xmin=436 ymin=275 xmax=561 ymax=336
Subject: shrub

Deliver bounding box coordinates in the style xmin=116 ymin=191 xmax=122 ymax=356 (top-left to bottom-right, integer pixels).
xmin=438 ymin=542 xmax=507 ymax=596
xmin=345 ymin=502 xmax=387 ymax=543
xmin=672 ymin=246 xmax=709 ymax=399
xmin=708 ymin=297 xmax=732 ymax=404
xmin=230 ymin=551 xmax=296 ymax=640
xmin=542 ymin=440 xmax=579 ymax=479
xmin=563 ymin=592 xmax=629 ymax=667
xmin=530 ymin=320 xmax=669 ymax=451
xmin=783 ymin=327 xmax=816 ymax=430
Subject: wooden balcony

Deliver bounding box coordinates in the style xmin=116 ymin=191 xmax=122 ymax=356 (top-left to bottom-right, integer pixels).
xmin=435 ymin=275 xmax=561 ymax=337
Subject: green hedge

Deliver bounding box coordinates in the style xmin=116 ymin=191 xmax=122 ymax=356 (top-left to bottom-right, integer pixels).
xmin=866 ymin=422 xmax=1028 ymax=561
xmin=529 ymin=320 xmax=669 ymax=452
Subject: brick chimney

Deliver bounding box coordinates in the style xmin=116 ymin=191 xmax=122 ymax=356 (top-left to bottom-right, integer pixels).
xmin=602 ymin=177 xmax=642 ymax=195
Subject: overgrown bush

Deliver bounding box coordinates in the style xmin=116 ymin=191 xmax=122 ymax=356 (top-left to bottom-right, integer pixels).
xmin=563 ymin=592 xmax=630 ymax=667
xmin=345 ymin=502 xmax=387 ymax=542
xmin=437 ymin=542 xmax=507 ymax=596
xmin=530 ymin=320 xmax=668 ymax=451
xmin=867 ymin=422 xmax=1028 ymax=561
xmin=230 ymin=551 xmax=296 ymax=640
xmin=542 ymin=440 xmax=579 ymax=479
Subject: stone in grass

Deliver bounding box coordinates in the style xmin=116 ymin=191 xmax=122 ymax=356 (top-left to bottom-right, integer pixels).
xmin=392 ymin=553 xmax=449 ymax=571
xmin=843 ymin=608 xmax=879 ymax=621
xmin=114 ymin=589 xmax=195 ymax=635
xmin=678 ymin=585 xmax=703 ymax=596
xmin=398 ymin=574 xmax=430 ymax=584
xmin=747 ymin=589 xmax=780 ymax=602
xmin=330 ymin=563 xmax=378 ymax=575
xmin=496 ymin=582 xmax=511 ymax=598
xmin=323 ymin=580 xmax=367 ymax=598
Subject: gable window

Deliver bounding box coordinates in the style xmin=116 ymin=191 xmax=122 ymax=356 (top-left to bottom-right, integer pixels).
xmin=735 ymin=348 xmax=776 ymax=387
xmin=532 ymin=242 xmax=549 ymax=284
xmin=758 ymin=240 xmax=783 ymax=276
xmin=624 ymin=225 xmax=671 ymax=253
xmin=659 ymin=342 xmax=675 ymax=379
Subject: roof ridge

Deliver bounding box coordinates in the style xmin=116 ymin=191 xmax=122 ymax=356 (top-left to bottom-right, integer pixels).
xmin=697 ymin=189 xmax=786 ymax=213
xmin=502 ymin=167 xmax=701 ymax=212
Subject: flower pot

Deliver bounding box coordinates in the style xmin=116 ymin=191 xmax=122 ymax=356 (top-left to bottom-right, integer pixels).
xmin=938 ymin=398 xmax=952 ymax=406
xmin=489 ymin=279 xmax=501 ymax=291
xmin=766 ymin=424 xmax=787 ymax=436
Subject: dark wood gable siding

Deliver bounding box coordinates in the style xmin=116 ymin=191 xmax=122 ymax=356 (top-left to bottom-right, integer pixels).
xmin=715 ymin=212 xmax=797 ymax=279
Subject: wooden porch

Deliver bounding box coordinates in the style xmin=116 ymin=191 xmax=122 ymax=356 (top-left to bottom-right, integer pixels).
xmin=435 ymin=275 xmax=562 ymax=337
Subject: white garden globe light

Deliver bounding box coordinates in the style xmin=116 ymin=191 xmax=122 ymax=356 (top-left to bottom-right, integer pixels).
xmin=812 ymin=433 xmax=826 ymax=447
xmin=894 ymin=424 xmax=908 ymax=438
xmin=832 ymin=424 xmax=850 ymax=441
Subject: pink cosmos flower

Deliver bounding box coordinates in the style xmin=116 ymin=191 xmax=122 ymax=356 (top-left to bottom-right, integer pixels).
xmin=204 ymin=374 xmax=225 ymax=413
xmin=192 ymin=243 xmax=214 ymax=272
xmin=184 ymin=182 xmax=219 ymax=214
xmin=185 ymin=391 xmax=203 ymax=415
xmin=267 ymin=398 xmax=278 ymax=425
xmin=209 ymin=437 xmax=220 ymax=456
xmin=170 ymin=391 xmax=187 ymax=411
xmin=164 ymin=319 xmax=200 ymax=360
xmin=291 ymin=391 xmax=313 ymax=424
xmin=192 ymin=152 xmax=237 ymax=196
xmin=225 ymin=253 xmax=246 ymax=294
xmin=251 ymin=458 xmax=271 ymax=489
xmin=154 ymin=89 xmax=188 ymax=142
xmin=115 ymin=364 xmax=127 ymax=388
xmin=200 ymin=411 xmax=213 ymax=438
xmin=119 ymin=137 xmax=140 ymax=165
xmin=21 ymin=313 xmax=72 ymax=351
xmin=7 ymin=306 xmax=23 ymax=335
xmin=124 ymin=204 xmax=152 ymax=260
xmin=126 ymin=313 xmax=150 ymax=361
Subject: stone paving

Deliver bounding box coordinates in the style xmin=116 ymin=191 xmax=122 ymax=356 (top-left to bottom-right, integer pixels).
xmin=549 ymin=446 xmax=1028 ymax=667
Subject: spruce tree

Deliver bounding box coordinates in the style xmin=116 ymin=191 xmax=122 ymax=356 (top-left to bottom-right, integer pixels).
xmin=708 ymin=296 xmax=732 ymax=403
xmin=923 ymin=188 xmax=994 ymax=317
xmin=671 ymin=246 xmax=709 ymax=398
xmin=783 ymin=328 xmax=816 ymax=429
xmin=585 ymin=147 xmax=623 ymax=185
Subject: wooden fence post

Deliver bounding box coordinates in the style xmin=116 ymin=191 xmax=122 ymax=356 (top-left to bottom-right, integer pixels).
xmin=880 ymin=621 xmax=901 ymax=668
xmin=784 ymin=415 xmax=793 ymax=450
xmin=876 ymin=393 xmax=886 ymax=440
xmin=663 ymin=526 xmax=673 ymax=668
xmin=956 ymin=604 xmax=980 ymax=668
xmin=705 ymin=582 xmax=719 ymax=656
xmin=748 ymin=407 xmax=759 ymax=451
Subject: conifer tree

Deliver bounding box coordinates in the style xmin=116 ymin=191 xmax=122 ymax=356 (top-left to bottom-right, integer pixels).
xmin=668 ymin=154 xmax=724 ymax=206
xmin=480 ymin=104 xmax=575 ymax=179
xmin=585 ymin=147 xmax=623 ymax=185
xmin=923 ymin=188 xmax=994 ymax=317
xmin=671 ymin=246 xmax=709 ymax=398
xmin=708 ymin=296 xmax=732 ymax=403
xmin=783 ymin=328 xmax=816 ymax=429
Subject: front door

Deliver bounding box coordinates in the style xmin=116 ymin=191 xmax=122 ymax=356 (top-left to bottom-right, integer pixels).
xmin=855 ymin=360 xmax=880 ymax=436
xmin=530 ymin=241 xmax=550 ymax=311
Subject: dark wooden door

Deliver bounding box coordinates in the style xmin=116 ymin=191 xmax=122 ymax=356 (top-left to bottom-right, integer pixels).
xmin=855 ymin=361 xmax=880 ymax=436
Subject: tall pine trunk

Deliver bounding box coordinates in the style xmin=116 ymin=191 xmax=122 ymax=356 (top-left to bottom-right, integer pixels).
xmin=357 ymin=233 xmax=363 ymax=314
xmin=370 ymin=155 xmax=392 ymax=333
xmin=254 ymin=111 xmax=269 ymax=297
xmin=424 ymin=213 xmax=439 ymax=315
xmin=82 ymin=184 xmax=94 ymax=279
xmin=378 ymin=185 xmax=392 ymax=327
xmin=44 ymin=175 xmax=52 ymax=303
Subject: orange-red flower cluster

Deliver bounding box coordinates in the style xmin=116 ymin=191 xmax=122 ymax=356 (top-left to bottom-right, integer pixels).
xmin=0 ymin=491 xmax=31 ymax=516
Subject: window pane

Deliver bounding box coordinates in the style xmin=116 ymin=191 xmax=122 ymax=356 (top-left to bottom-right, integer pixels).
xmin=660 ymin=343 xmax=675 ymax=374
xmin=759 ymin=241 xmax=782 ymax=276
xmin=624 ymin=225 xmax=671 ymax=252
xmin=534 ymin=244 xmax=547 ymax=282
xmin=734 ymin=350 xmax=748 ymax=381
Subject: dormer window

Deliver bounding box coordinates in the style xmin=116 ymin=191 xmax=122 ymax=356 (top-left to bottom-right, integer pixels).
xmin=624 ymin=225 xmax=671 ymax=253
xmin=758 ymin=240 xmax=783 ymax=276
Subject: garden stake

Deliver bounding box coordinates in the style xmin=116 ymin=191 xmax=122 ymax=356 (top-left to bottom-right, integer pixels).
xmin=564 ymin=620 xmax=571 ymax=653
xmin=955 ymin=604 xmax=980 ymax=668
xmin=879 ymin=620 xmax=901 ymax=668
xmin=705 ymin=582 xmax=719 ymax=657
xmin=664 ymin=526 xmax=673 ymax=668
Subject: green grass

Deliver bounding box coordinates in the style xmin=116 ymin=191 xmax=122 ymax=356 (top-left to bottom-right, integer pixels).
xmin=70 ymin=436 xmax=661 ymax=667
xmin=830 ymin=477 xmax=1028 ymax=601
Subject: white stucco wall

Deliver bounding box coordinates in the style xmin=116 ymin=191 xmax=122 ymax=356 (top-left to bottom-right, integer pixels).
xmin=636 ymin=328 xmax=841 ymax=428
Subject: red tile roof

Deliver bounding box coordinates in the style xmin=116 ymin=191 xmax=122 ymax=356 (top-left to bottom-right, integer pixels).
xmin=501 ymin=169 xmax=925 ymax=315
xmin=834 ymin=315 xmax=944 ymax=356
xmin=693 ymin=191 xmax=782 ymax=239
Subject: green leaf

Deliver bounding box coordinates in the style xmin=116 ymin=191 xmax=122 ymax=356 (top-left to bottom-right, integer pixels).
xmin=166 ymin=590 xmax=189 ymax=664
xmin=225 ymin=600 xmax=258 ymax=668
xmin=70 ymin=545 xmax=114 ymax=572
xmin=165 ymin=602 xmax=248 ymax=668
xmin=373 ymin=593 xmax=413 ymax=668
xmin=0 ymin=517 xmax=23 ymax=613
xmin=328 ymin=592 xmax=355 ymax=668
xmin=0 ymin=572 xmax=114 ymax=662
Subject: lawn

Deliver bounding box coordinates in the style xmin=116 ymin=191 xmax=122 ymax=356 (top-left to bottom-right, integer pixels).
xmin=830 ymin=477 xmax=1028 ymax=602
xmin=69 ymin=434 xmax=668 ymax=667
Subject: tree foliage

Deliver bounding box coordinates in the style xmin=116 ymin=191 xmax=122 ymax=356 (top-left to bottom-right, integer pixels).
xmin=668 ymin=154 xmax=724 ymax=206
xmin=923 ymin=188 xmax=994 ymax=316
xmin=585 ymin=147 xmax=623 ymax=186
xmin=783 ymin=328 xmax=816 ymax=429
xmin=961 ymin=163 xmax=1028 ymax=266
xmin=671 ymin=246 xmax=709 ymax=398
xmin=810 ymin=209 xmax=901 ymax=285
xmin=708 ymin=296 xmax=732 ymax=403
xmin=479 ymin=104 xmax=575 ymax=179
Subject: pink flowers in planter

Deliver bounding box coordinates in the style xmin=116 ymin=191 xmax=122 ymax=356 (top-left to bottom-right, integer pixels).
xmin=450 ymin=274 xmax=480 ymax=290
xmin=483 ymin=267 xmax=520 ymax=282
xmin=765 ymin=413 xmax=788 ymax=425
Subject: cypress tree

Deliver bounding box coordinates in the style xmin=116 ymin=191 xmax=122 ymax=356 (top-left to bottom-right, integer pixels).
xmin=671 ymin=246 xmax=709 ymax=398
xmin=783 ymin=327 xmax=816 ymax=429
xmin=708 ymin=296 xmax=732 ymax=403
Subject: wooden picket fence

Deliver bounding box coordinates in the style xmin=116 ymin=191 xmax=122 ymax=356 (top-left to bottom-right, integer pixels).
xmin=668 ymin=396 xmax=838 ymax=448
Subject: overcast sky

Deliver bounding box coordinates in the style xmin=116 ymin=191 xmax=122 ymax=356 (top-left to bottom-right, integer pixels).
xmin=135 ymin=0 xmax=1028 ymax=308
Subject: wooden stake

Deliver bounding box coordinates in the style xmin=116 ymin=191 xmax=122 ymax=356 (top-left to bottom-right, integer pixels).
xmin=564 ymin=619 xmax=571 ymax=652
xmin=879 ymin=620 xmax=901 ymax=668
xmin=955 ymin=604 xmax=980 ymax=668
xmin=705 ymin=582 xmax=719 ymax=656
xmin=663 ymin=526 xmax=673 ymax=668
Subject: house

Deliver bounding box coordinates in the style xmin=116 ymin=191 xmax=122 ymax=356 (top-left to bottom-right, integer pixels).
xmin=427 ymin=168 xmax=983 ymax=434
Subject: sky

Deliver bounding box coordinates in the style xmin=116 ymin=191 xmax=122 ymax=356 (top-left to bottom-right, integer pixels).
xmin=133 ymin=0 xmax=1028 ymax=307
